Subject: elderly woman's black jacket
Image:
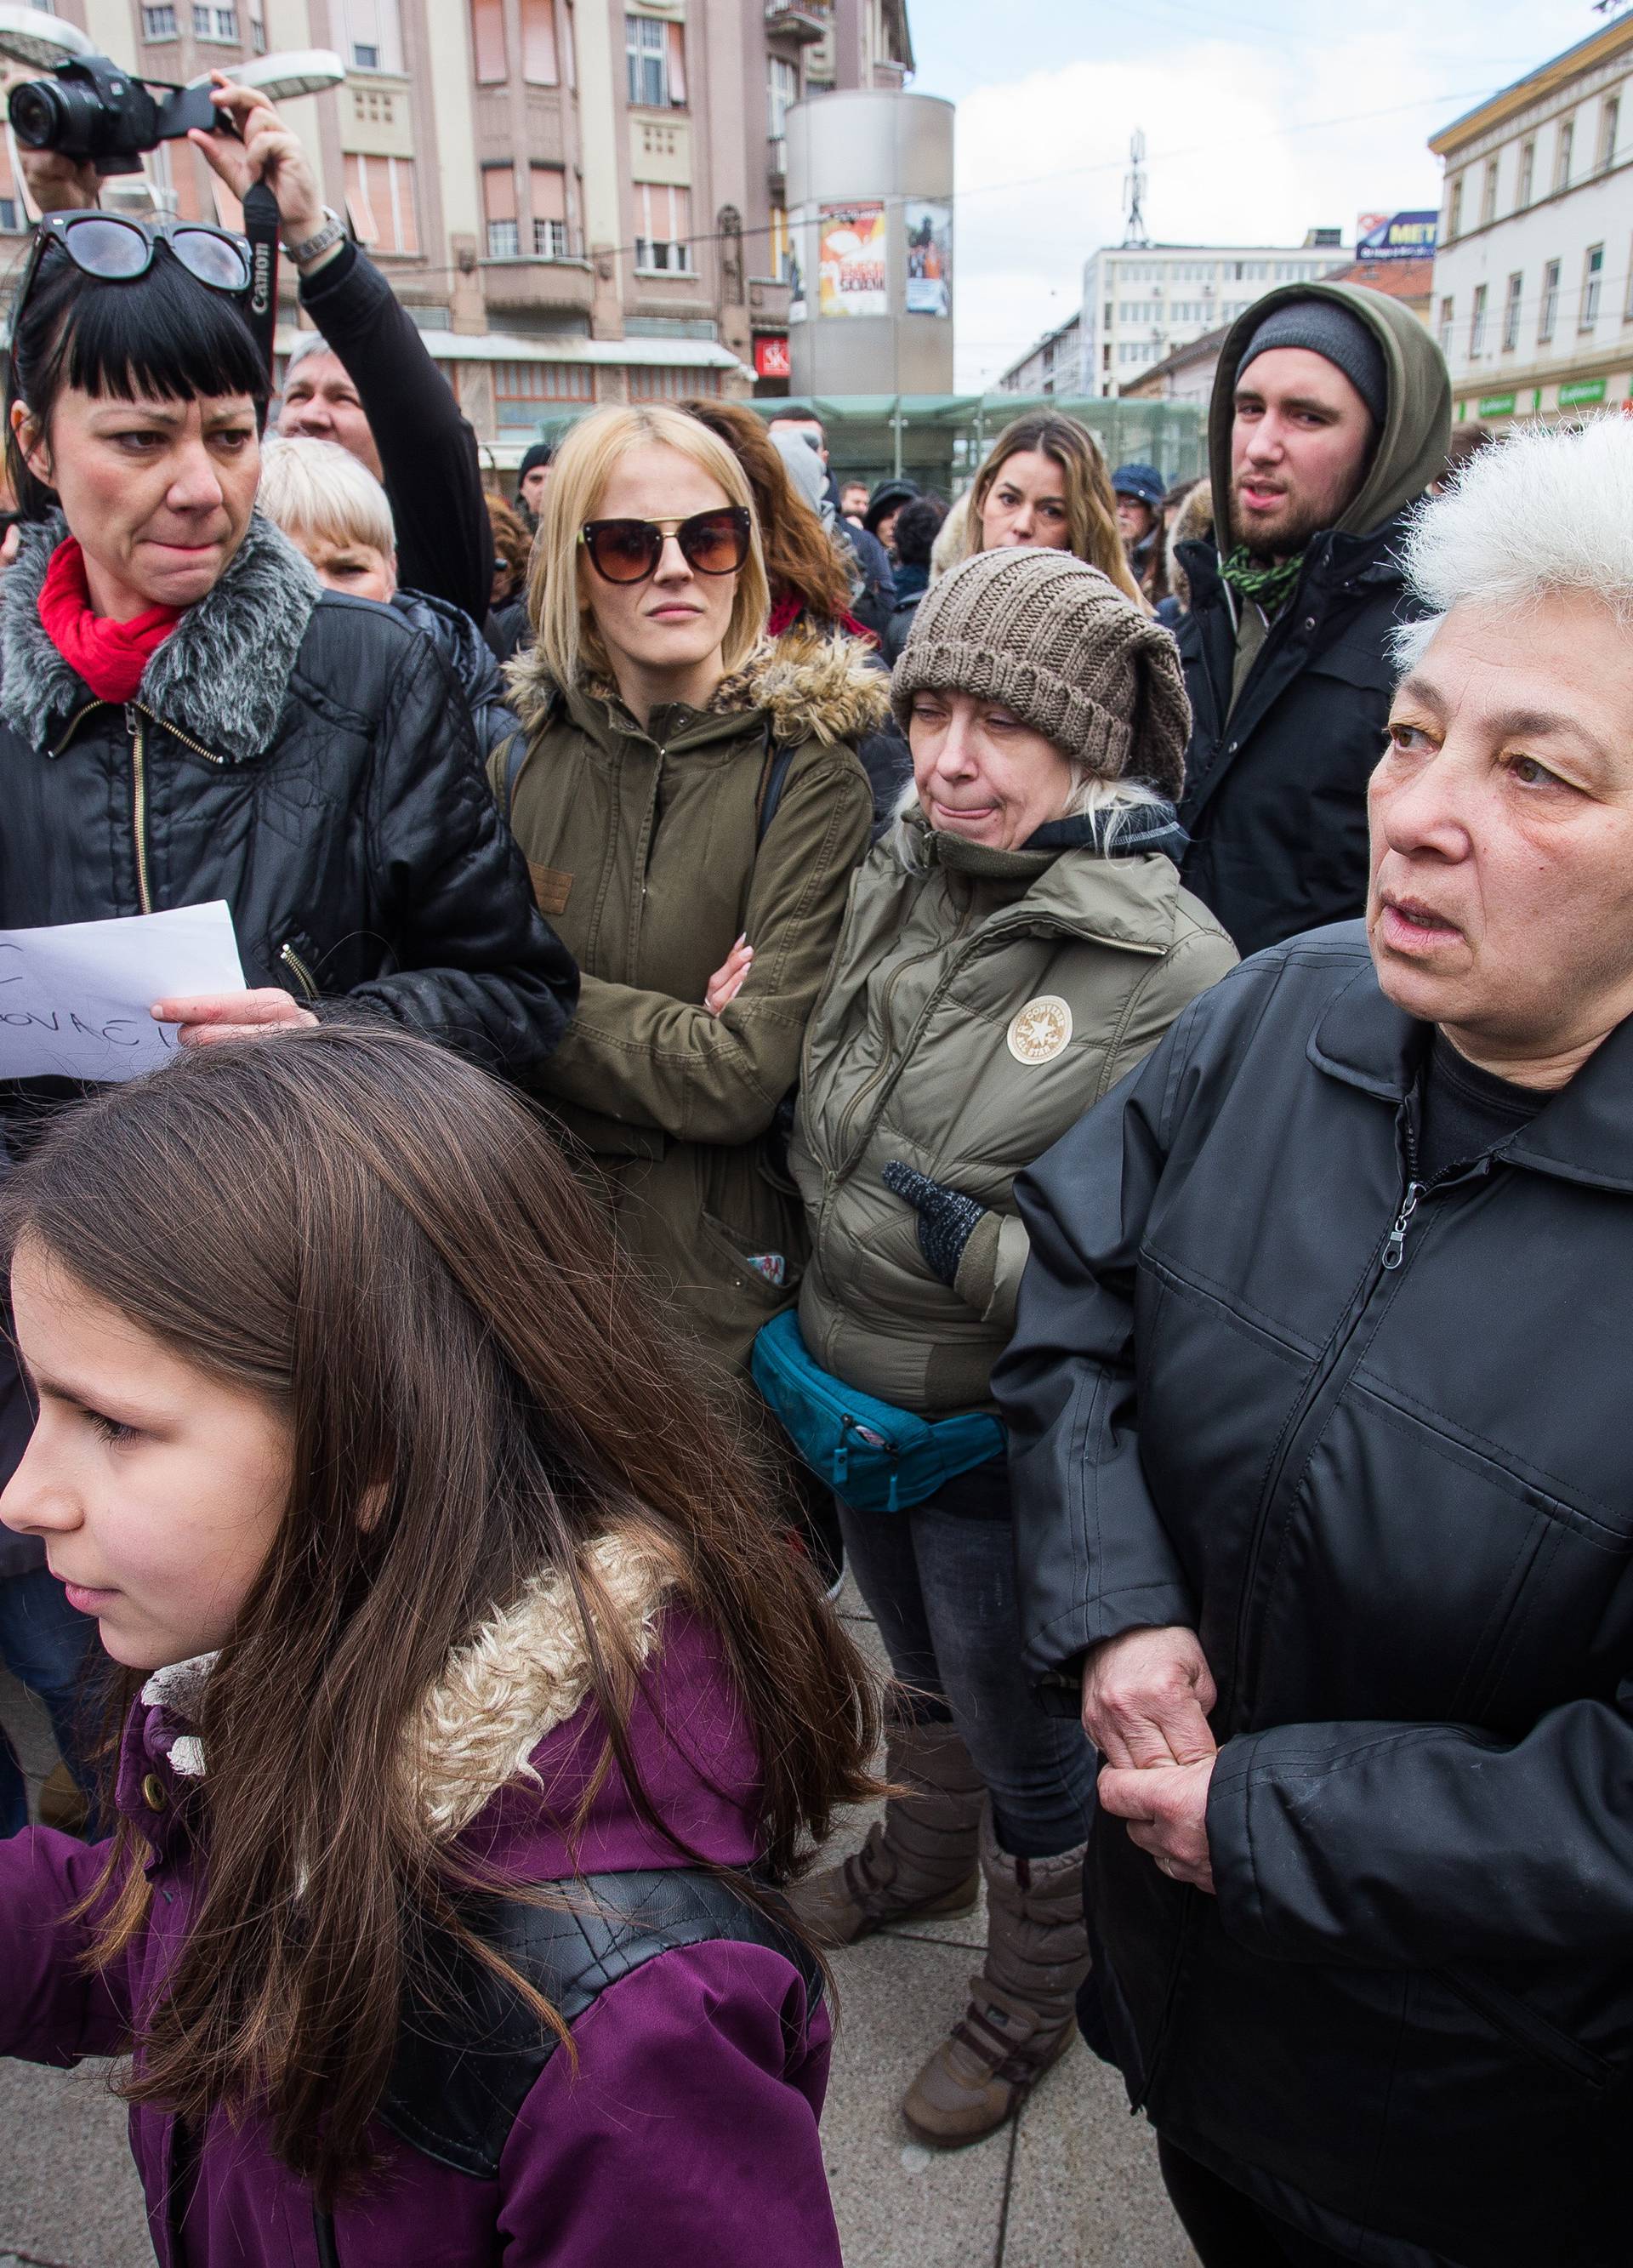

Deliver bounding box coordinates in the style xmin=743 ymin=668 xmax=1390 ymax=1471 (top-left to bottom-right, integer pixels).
xmin=0 ymin=512 xmax=576 ymax=1100
xmin=999 ymin=922 xmax=1633 ymax=2268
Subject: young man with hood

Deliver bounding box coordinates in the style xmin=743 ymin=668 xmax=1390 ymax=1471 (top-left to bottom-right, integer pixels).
xmin=1174 ymin=282 xmax=1450 ymax=957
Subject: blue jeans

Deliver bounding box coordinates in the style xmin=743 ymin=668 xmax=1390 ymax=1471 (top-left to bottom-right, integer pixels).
xmin=836 ymin=1479 xmax=1096 ymax=1860
xmin=0 ymin=1564 xmax=104 ymax=1838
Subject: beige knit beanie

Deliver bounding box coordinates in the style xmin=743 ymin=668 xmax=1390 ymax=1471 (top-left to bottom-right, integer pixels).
xmin=891 ymin=545 xmax=1192 ymax=801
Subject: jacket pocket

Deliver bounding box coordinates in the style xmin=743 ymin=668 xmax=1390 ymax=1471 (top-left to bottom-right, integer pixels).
xmin=700 ymin=1209 xmax=804 ymax=1308
xmin=1437 ymin=1964 xmax=1616 ymax=2093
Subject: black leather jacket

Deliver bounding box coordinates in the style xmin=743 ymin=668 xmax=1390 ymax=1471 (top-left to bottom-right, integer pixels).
xmin=392 ymin=585 xmax=521 ymax=768
xmin=999 ymin=926 xmax=1633 ymax=2265
xmin=1175 ymin=516 xmax=1419 ymax=959
xmin=0 ymin=513 xmax=576 ymax=1104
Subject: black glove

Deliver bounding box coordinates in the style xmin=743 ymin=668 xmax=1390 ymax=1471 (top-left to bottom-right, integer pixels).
xmin=883 ymin=1160 xmax=990 ymax=1288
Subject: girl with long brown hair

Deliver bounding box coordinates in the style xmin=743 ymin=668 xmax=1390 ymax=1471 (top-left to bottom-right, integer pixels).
xmin=0 ymin=1024 xmax=879 ymax=2265
xmin=961 ymin=411 xmax=1145 ymax=606
xmin=680 ymin=395 xmax=865 ymax=642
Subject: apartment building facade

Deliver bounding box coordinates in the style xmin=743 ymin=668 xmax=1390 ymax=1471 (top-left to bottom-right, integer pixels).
xmin=3 ymin=0 xmax=913 ymax=459
xmin=1081 ymin=231 xmax=1349 ymax=396
xmin=1429 ymin=14 xmax=1633 ymax=429
xmin=994 ymin=310 xmax=1081 ymax=397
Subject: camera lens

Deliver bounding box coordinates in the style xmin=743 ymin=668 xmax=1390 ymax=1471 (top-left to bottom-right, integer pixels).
xmin=8 ymin=80 xmax=68 ymax=152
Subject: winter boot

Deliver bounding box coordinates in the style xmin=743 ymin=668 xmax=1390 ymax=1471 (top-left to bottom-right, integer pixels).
xmin=902 ymin=1803 xmax=1090 ymax=2147
xmin=789 ymin=1718 xmax=982 ymax=1947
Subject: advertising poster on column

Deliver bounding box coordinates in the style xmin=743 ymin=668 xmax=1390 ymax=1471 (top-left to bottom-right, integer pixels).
xmin=818 ymin=202 xmax=888 ymax=318
xmin=905 ymin=199 xmax=952 ymax=317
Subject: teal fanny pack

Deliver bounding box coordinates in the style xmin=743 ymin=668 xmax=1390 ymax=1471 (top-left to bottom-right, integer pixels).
xmin=752 ymin=1310 xmax=1004 ymax=1514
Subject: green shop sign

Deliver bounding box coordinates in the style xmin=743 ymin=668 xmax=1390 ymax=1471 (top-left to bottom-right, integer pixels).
xmin=1557 ymin=378 xmax=1607 ymax=407
xmin=1476 ymin=392 xmax=1516 ymax=417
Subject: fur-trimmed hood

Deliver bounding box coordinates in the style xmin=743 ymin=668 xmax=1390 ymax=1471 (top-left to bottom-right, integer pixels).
xmin=0 ymin=507 xmax=321 ymax=762
xmin=139 ymin=1534 xmax=678 ymax=1843
xmin=506 ymin=624 xmax=893 ymax=750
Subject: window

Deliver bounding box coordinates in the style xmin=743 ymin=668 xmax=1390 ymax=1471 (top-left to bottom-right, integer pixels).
xmin=1447 ymin=174 xmax=1464 ymax=239
xmin=1582 ymin=242 xmax=1604 ymax=328
xmin=1625 ymin=236 xmax=1633 ymax=322
xmin=493 ymin=361 xmax=594 ymax=431
xmin=344 ymin=153 xmax=418 ymax=255
xmin=482 ymin=164 xmax=520 ymax=259
xmin=770 ymin=202 xmax=793 ymax=284
xmin=521 ymin=0 xmax=558 ymax=84
xmin=471 ymin=0 xmax=504 ymax=80
xmin=634 ymin=180 xmax=691 ymax=271
xmin=1539 ymin=257 xmax=1560 ymax=341
xmin=1437 ymin=295 xmax=1454 ymax=356
xmin=193 ymin=4 xmax=238 ymax=38
xmin=1469 ymin=283 xmax=1487 ymax=356
xmin=1555 ymin=116 xmax=1573 ymax=193
xmin=0 ymin=128 xmax=20 ymax=232
xmin=142 ymin=4 xmax=179 ymax=35
xmin=1516 ymin=137 xmax=1534 ymax=208
xmin=1481 ymin=158 xmax=1499 ymax=227
xmin=1502 ymin=271 xmax=1522 ymax=350
xmin=530 ymin=165 xmax=570 ymax=258
xmin=769 ymin=54 xmax=798 ymax=140
xmin=335 ymin=0 xmax=401 ymax=71
xmin=626 ymin=13 xmax=685 ymax=108
xmin=1600 ymin=94 xmax=1619 ymax=173
xmin=629 ymin=365 xmax=720 ymax=401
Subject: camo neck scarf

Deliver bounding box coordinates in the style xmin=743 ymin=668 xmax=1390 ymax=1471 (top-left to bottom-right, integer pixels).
xmin=1218 ymin=544 xmax=1305 ymax=617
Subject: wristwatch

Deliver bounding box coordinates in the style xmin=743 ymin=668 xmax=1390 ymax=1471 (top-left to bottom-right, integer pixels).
xmin=282 ymin=206 xmax=347 ymax=265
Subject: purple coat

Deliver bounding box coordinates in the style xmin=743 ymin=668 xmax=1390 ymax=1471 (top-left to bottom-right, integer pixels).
xmin=0 ymin=1604 xmax=841 ymax=2266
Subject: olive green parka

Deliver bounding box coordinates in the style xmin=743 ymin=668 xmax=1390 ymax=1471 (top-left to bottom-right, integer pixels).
xmin=495 ymin=632 xmax=886 ymax=1376
xmin=790 ymin=810 xmax=1237 ymax=1413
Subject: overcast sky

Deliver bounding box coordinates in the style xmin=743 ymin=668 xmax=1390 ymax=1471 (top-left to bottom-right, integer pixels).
xmin=906 ymin=1 xmax=1585 ymax=390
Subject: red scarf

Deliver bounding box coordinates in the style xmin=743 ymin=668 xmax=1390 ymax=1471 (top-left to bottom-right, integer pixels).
xmin=37 ymin=536 xmax=184 ymax=703
xmin=768 ymin=591 xmax=876 ymax=648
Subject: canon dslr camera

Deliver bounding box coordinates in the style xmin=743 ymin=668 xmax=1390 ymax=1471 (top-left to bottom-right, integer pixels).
xmin=8 ymin=54 xmax=225 ymax=178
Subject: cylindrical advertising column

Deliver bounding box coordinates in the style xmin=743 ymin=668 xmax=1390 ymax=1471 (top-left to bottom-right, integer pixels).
xmin=787 ymin=89 xmax=955 ymax=398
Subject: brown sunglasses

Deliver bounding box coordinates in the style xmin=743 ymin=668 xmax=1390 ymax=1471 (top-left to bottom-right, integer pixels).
xmin=578 ymin=505 xmax=752 ymax=584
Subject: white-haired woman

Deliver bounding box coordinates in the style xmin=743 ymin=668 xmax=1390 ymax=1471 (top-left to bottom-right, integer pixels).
xmin=1002 ymin=414 xmax=1633 ymax=2266
xmin=771 ymin=546 xmax=1235 ymax=2147
xmin=496 ymin=403 xmax=889 ymax=1381
xmin=259 ymin=434 xmax=520 ymax=766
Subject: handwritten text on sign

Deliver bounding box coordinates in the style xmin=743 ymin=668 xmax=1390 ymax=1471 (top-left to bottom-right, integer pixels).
xmin=0 ymin=903 xmax=246 ymax=1082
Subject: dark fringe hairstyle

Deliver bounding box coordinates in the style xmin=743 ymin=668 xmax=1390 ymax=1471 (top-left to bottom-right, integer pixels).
xmin=5 ymin=241 xmax=270 ymax=518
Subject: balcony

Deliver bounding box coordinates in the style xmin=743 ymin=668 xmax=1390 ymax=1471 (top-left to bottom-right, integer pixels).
xmin=765 ymin=1 xmax=829 ymax=42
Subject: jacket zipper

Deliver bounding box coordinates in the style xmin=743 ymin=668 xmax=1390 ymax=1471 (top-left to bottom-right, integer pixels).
xmin=128 ymin=700 xmax=225 ymax=767
xmin=279 ymin=942 xmax=319 ymax=1002
xmin=125 ymin=704 xmax=153 ymax=915
xmin=829 ymin=892 xmax=977 ymax=1165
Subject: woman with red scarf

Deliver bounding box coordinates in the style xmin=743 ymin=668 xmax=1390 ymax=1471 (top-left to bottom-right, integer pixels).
xmin=0 ymin=208 xmax=577 ymax=1828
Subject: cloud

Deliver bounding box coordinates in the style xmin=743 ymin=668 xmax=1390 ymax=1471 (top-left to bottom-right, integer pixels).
xmin=949 ymin=6 xmax=1551 ymax=390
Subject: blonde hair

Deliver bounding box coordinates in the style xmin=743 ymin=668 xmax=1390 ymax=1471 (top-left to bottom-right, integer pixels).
xmin=529 ymin=404 xmax=771 ymax=685
xmin=258 ymin=433 xmax=395 ymax=558
xmin=964 ymin=413 xmax=1142 ymax=606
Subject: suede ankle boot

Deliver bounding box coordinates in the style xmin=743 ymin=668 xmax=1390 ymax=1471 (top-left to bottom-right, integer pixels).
xmin=788 ymin=1718 xmax=982 ymax=1948
xmin=902 ymin=1804 xmax=1090 ymax=2147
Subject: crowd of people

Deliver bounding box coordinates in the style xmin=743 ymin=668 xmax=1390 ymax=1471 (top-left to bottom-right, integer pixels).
xmin=0 ymin=66 xmax=1624 ymax=2268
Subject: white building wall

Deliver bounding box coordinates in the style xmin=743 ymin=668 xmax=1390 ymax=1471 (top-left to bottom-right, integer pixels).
xmin=1432 ymin=43 xmax=1633 ymax=423
xmin=1082 ymin=242 xmax=1346 ymax=397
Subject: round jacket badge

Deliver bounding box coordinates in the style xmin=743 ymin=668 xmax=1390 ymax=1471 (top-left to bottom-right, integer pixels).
xmin=1007 ymin=995 xmax=1073 ymax=1065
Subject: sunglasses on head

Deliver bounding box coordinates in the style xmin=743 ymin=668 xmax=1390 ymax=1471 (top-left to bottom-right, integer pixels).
xmin=578 ymin=505 xmax=752 ymax=585
xmin=14 ymin=212 xmax=253 ymax=329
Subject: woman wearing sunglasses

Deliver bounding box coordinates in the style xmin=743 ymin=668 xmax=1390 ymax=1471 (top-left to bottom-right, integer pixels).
xmin=0 ymin=215 xmax=578 ymax=1786
xmin=498 ymin=404 xmax=886 ymax=1382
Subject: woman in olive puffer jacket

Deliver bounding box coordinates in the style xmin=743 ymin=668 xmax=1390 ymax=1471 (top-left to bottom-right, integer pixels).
xmin=785 ymin=547 xmax=1235 ymax=2150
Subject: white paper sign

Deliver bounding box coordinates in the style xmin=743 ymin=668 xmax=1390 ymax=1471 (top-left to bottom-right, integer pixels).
xmin=0 ymin=902 xmax=246 ymax=1082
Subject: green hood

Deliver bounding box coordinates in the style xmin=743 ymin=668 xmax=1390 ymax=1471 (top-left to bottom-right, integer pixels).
xmin=1208 ymin=279 xmax=1451 ymax=547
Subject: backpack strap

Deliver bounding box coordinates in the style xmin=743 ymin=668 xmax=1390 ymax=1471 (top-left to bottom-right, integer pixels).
xmin=495 ymin=730 xmax=528 ymax=823
xmin=375 ymin=1866 xmax=824 ymax=2179
xmin=755 ymin=722 xmax=795 ymax=846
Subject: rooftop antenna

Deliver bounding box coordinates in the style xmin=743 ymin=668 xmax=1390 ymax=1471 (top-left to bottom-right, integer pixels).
xmin=1123 ymin=128 xmax=1150 ymax=248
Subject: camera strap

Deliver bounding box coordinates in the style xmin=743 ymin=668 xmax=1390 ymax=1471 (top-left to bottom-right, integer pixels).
xmin=241 ymin=179 xmax=280 ymax=379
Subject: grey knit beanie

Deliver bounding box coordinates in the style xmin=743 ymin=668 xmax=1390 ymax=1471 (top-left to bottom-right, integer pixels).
xmin=891 ymin=545 xmax=1191 ymax=800
xmin=1237 ymin=296 xmax=1388 ymax=430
